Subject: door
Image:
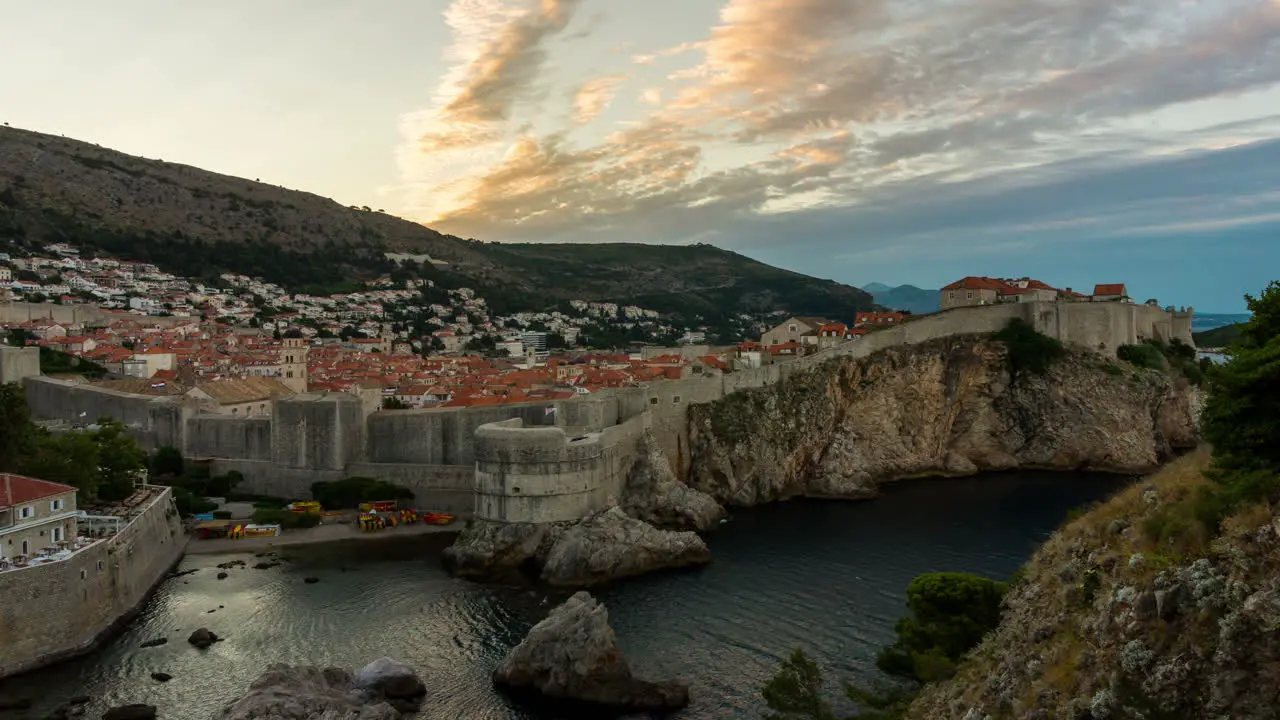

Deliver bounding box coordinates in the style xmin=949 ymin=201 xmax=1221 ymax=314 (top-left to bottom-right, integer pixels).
xmin=21 ymin=540 xmax=28 ymax=555
xmin=53 ymin=527 xmax=63 ymax=543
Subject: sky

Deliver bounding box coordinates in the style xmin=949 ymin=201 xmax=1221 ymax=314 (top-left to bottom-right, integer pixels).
xmin=2 ymin=0 xmax=1278 ymax=312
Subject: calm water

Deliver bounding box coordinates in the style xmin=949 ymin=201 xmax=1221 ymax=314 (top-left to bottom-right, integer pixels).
xmin=1 ymin=471 xmax=1130 ymax=719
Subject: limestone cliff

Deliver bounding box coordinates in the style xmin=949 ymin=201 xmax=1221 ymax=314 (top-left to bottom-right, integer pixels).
xmin=687 ymin=336 xmax=1201 ymax=507
xmin=904 ymin=449 xmax=1280 ymax=720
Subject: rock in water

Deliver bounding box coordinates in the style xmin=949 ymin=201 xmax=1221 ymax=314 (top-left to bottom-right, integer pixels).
xmin=188 ymin=627 xmax=218 ymax=648
xmin=356 ymin=657 xmax=427 ymax=712
xmin=150 ymin=672 xmax=173 ymax=682
xmin=217 ymin=664 xmax=406 ymax=720
xmin=540 ymin=507 xmax=711 ymax=587
xmin=622 ymin=432 xmax=726 ymax=532
xmin=102 ymin=705 xmax=157 ymax=720
xmin=494 ymin=592 xmax=689 ymax=713
xmin=442 ymin=520 xmax=555 ymax=582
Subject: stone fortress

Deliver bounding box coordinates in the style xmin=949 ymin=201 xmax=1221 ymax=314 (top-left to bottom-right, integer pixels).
xmin=1 ymin=300 xmax=1194 ymax=524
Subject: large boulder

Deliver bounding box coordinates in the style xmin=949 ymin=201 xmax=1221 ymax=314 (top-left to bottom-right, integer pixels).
xmin=218 ymin=663 xmax=417 ymax=720
xmin=356 ymin=657 xmax=427 ymax=712
xmin=539 ymin=507 xmax=711 ymax=587
xmin=441 ymin=520 xmax=558 ymax=582
xmin=494 ymin=592 xmax=689 ymax=713
xmin=622 ymin=433 xmax=726 ymax=532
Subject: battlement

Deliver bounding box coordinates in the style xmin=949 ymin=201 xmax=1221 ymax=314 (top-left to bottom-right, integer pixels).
xmin=473 ymin=417 xmax=643 ymax=523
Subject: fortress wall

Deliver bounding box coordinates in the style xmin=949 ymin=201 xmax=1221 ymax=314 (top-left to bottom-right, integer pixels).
xmin=0 ymin=301 xmax=110 ymax=327
xmin=366 ymin=411 xmax=448 ymax=465
xmin=186 ymin=415 xmax=273 ymax=462
xmin=555 ymin=392 xmax=619 ymax=431
xmin=0 ymin=346 xmax=40 ymax=385
xmin=208 ymin=459 xmax=345 ymax=499
xmin=345 ymin=462 xmax=475 ymax=515
xmin=0 ymin=487 xmax=186 ymax=679
xmin=24 ymin=376 xmax=183 ymax=450
xmin=472 ymin=417 xmax=643 ymax=523
xmin=270 ymin=394 xmax=365 ymax=471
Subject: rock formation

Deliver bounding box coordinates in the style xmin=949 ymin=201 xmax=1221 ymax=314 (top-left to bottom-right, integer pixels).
xmin=622 ymin=431 xmax=726 ymax=532
xmin=218 ymin=659 xmax=426 ymax=719
xmin=688 ymin=336 xmax=1202 ymax=506
xmin=905 ymin=450 xmax=1280 ymax=719
xmin=540 ymin=507 xmax=712 ymax=586
xmin=188 ymin=628 xmax=218 ymax=648
xmin=494 ymin=591 xmax=689 ymax=713
xmin=444 ymin=507 xmax=712 ymax=586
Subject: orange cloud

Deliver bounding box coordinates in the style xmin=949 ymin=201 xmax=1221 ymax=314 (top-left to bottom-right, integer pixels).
xmin=418 ymin=0 xmax=585 ymax=151
xmin=572 ymin=73 xmax=627 ymax=124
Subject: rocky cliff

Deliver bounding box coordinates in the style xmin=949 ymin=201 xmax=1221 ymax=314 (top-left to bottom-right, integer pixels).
xmin=687 ymin=335 xmax=1202 ymax=507
xmin=904 ymin=449 xmax=1280 ymax=720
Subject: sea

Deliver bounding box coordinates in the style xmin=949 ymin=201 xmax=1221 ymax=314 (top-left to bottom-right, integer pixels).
xmin=1192 ymin=313 xmax=1249 ymax=333
xmin=0 ymin=471 xmax=1133 ymax=720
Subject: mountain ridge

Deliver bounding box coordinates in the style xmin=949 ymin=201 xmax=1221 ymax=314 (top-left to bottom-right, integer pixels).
xmin=864 ymin=283 xmax=940 ymax=314
xmin=0 ymin=125 xmax=876 ymax=327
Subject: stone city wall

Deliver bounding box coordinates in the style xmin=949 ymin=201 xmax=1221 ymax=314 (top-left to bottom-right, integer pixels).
xmin=0 ymin=346 xmax=40 ymax=385
xmin=0 ymin=486 xmax=187 ymax=679
xmin=472 ymin=415 xmax=646 ymax=523
xmin=11 ymin=301 xmax=1193 ymax=524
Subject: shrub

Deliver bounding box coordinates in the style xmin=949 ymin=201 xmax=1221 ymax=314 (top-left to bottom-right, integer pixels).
xmin=993 ymin=319 xmax=1065 ymax=375
xmin=1101 ymin=363 xmax=1124 ymax=376
xmin=173 ymin=487 xmax=217 ymax=516
xmin=1117 ymin=343 xmax=1166 ymax=370
xmin=150 ymin=445 xmax=184 ymax=478
xmin=310 ymin=476 xmax=414 ymax=509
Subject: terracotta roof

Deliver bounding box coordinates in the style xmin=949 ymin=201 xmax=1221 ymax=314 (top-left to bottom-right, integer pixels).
xmin=1094 ymin=284 xmax=1127 ymax=297
xmin=941 ymin=276 xmax=1010 ymax=292
xmin=193 ymin=378 xmax=296 ymax=405
xmin=0 ymin=473 xmax=77 ymax=508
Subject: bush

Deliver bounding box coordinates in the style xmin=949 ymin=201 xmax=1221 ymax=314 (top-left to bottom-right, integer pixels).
xmin=1101 ymin=363 xmax=1124 ymax=376
xmin=310 ymin=476 xmax=414 ymax=509
xmin=993 ymin=319 xmax=1065 ymax=375
xmin=150 ymin=445 xmax=184 ymax=478
xmin=173 ymin=487 xmax=217 ymax=516
xmin=1117 ymin=343 xmax=1166 ymax=370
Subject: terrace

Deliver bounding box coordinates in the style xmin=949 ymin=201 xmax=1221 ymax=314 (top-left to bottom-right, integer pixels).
xmin=0 ymin=485 xmax=167 ymax=573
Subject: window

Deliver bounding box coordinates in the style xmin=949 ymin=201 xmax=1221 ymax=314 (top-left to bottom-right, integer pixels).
xmin=19 ymin=506 xmax=33 ymax=520
xmin=672 ymin=396 xmax=682 ymax=404
xmin=53 ymin=527 xmax=62 ymax=543
xmin=650 ymin=397 xmax=659 ymax=405
xmin=98 ymin=560 xmax=104 ymax=571
xmin=51 ymin=499 xmax=63 ymax=512
xmin=966 ymin=291 xmax=973 ymax=299
xmin=788 ymin=324 xmax=797 ymax=332
xmin=286 ymin=370 xmax=294 ymax=378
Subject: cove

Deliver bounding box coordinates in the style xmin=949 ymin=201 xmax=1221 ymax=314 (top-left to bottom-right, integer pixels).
xmin=0 ymin=470 xmax=1128 ymax=720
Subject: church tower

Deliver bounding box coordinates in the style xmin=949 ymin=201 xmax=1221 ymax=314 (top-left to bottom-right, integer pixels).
xmin=280 ymin=332 xmax=309 ymax=394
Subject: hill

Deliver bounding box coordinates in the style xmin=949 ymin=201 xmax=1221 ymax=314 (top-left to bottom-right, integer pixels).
xmin=0 ymin=125 xmax=875 ymax=324
xmin=1192 ymin=323 xmax=1241 ymax=348
xmin=863 ymin=283 xmax=940 ymax=314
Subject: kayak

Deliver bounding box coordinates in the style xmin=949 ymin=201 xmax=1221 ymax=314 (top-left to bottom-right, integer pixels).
xmin=422 ymin=512 xmax=456 ymax=526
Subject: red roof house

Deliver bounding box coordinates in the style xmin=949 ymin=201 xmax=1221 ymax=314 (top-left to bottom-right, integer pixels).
xmin=0 ymin=474 xmax=78 ymax=509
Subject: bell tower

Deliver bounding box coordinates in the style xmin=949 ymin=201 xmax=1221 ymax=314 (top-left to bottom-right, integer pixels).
xmin=280 ymin=331 xmax=309 ymax=393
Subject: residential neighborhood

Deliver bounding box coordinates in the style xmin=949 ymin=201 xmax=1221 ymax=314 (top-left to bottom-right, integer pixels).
xmin=1 ymin=250 xmax=1160 ymax=410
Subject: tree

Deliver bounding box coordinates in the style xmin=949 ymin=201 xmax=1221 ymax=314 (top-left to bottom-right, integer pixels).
xmin=382 ymin=396 xmax=410 ymax=410
xmin=762 ymin=649 xmax=837 ymax=720
xmin=90 ymin=420 xmax=148 ymax=501
xmin=0 ymin=383 xmax=39 ymax=471
xmin=150 ymin=445 xmax=185 ymax=478
xmin=22 ymin=431 xmax=102 ymax=499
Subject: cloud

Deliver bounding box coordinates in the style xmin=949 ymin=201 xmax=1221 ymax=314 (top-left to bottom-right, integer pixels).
xmin=395 ymin=0 xmax=1280 ymax=252
xmin=415 ymin=0 xmax=585 ymax=152
xmin=571 ymin=73 xmax=626 ymax=124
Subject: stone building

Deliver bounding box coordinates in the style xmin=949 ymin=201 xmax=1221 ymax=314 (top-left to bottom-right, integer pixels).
xmin=760 ymin=317 xmax=829 ymax=347
xmin=280 ymin=334 xmax=309 ymax=393
xmin=0 ymin=474 xmax=78 ymax=563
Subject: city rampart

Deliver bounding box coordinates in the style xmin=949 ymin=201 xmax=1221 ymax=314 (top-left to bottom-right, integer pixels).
xmin=9 ymin=301 xmax=1194 ymax=523
xmin=473 ymin=415 xmax=645 ymax=523
xmin=0 ymin=486 xmax=186 ymax=679
xmin=0 ymin=346 xmax=39 ymax=385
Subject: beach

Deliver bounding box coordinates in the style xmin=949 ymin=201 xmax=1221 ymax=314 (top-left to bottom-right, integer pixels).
xmin=185 ymin=517 xmax=461 ymax=554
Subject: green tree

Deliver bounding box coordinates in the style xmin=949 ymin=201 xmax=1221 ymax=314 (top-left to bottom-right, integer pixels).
xmin=874 ymin=573 xmax=1007 ymax=683
xmin=150 ymin=445 xmax=185 ymax=478
xmin=0 ymin=383 xmax=39 ymax=471
xmin=762 ymin=649 xmax=837 ymax=720
xmin=22 ymin=431 xmax=102 ymax=498
xmin=90 ymin=420 xmax=148 ymax=501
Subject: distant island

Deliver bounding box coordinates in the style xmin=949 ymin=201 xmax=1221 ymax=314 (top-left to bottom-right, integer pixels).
xmin=1193 ymin=323 xmax=1242 ymax=348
